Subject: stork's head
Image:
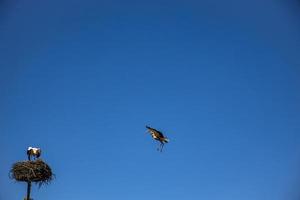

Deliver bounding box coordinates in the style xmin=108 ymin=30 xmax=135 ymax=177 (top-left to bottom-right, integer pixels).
xmin=145 ymin=126 xmax=152 ymax=134
xmin=27 ymin=146 xmax=41 ymax=152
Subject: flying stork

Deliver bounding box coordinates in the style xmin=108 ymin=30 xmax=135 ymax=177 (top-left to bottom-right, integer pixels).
xmin=146 ymin=126 xmax=169 ymax=152
xmin=27 ymin=147 xmax=41 ymax=161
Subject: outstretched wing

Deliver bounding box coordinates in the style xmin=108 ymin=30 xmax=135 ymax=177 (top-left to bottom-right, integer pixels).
xmin=36 ymin=150 xmax=41 ymax=158
xmin=27 ymin=149 xmax=31 ymax=156
xmin=146 ymin=126 xmax=165 ymax=138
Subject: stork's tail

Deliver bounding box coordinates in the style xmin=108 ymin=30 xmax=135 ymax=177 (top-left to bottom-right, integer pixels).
xmin=164 ymin=138 xmax=169 ymax=143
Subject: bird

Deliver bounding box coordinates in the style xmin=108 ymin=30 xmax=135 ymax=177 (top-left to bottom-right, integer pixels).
xmin=27 ymin=147 xmax=41 ymax=161
xmin=146 ymin=126 xmax=169 ymax=152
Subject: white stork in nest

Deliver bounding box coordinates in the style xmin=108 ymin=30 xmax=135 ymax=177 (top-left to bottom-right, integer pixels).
xmin=27 ymin=147 xmax=41 ymax=160
xmin=146 ymin=126 xmax=169 ymax=152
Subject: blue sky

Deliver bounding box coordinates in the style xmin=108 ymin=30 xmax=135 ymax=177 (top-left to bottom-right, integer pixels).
xmin=1 ymin=0 xmax=300 ymax=200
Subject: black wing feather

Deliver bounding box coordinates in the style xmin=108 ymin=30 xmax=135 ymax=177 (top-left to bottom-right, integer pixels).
xmin=146 ymin=126 xmax=165 ymax=138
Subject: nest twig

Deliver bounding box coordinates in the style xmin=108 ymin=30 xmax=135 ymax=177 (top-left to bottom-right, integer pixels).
xmin=10 ymin=159 xmax=53 ymax=187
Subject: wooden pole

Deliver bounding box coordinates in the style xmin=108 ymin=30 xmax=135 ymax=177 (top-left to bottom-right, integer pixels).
xmin=26 ymin=181 xmax=31 ymax=200
xmin=26 ymin=151 xmax=31 ymax=200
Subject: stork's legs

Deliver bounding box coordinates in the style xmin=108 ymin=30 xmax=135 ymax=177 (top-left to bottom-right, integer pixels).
xmin=27 ymin=155 xmax=38 ymax=161
xmin=161 ymin=142 xmax=164 ymax=152
xmin=157 ymin=142 xmax=164 ymax=152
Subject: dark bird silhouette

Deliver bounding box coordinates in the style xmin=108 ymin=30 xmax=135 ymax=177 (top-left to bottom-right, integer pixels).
xmin=146 ymin=126 xmax=169 ymax=152
xmin=27 ymin=147 xmax=41 ymax=160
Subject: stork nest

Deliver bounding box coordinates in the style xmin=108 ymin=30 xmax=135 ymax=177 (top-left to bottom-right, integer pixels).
xmin=10 ymin=159 xmax=53 ymax=186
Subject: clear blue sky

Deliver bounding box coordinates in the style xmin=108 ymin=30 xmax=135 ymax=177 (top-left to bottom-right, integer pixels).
xmin=1 ymin=0 xmax=300 ymax=200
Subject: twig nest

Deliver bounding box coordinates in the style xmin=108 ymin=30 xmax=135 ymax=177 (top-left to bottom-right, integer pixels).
xmin=10 ymin=159 xmax=53 ymax=186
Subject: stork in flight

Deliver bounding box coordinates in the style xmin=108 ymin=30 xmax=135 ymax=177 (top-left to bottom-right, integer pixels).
xmin=27 ymin=147 xmax=41 ymax=161
xmin=146 ymin=126 xmax=169 ymax=152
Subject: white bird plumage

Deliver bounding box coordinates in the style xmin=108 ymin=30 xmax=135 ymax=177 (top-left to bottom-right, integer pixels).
xmin=27 ymin=147 xmax=41 ymax=160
